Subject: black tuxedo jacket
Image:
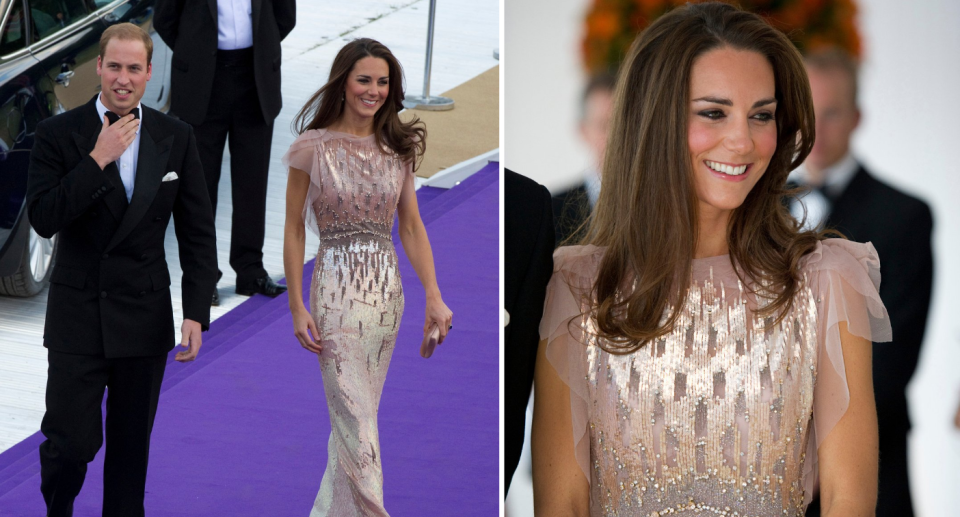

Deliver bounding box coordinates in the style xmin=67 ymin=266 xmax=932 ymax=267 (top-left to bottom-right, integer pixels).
xmin=504 ymin=170 xmax=555 ymax=492
xmin=26 ymin=97 xmax=218 ymax=358
xmin=552 ymin=181 xmax=590 ymax=246
xmin=154 ymin=0 xmax=296 ymax=125
xmin=825 ymin=165 xmax=933 ymax=435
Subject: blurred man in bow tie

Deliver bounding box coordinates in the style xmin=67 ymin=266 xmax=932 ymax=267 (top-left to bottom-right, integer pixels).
xmin=792 ymin=49 xmax=933 ymax=517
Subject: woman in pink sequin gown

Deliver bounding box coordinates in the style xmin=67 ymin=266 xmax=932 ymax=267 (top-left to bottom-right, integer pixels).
xmin=531 ymin=4 xmax=890 ymax=516
xmin=281 ymin=39 xmax=453 ymax=517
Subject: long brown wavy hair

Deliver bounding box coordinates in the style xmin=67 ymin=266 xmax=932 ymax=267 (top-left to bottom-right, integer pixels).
xmin=293 ymin=38 xmax=426 ymax=169
xmin=582 ymin=2 xmax=827 ymax=354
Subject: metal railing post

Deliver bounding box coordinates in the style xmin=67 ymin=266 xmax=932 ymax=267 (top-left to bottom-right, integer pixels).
xmin=403 ymin=0 xmax=454 ymax=111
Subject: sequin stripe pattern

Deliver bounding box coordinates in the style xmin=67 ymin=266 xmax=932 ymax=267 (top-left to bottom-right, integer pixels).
xmin=310 ymin=238 xmax=403 ymax=349
xmin=310 ymin=136 xmax=406 ymax=237
xmin=309 ymin=237 xmax=402 ymax=517
xmin=582 ymin=269 xmax=819 ymax=516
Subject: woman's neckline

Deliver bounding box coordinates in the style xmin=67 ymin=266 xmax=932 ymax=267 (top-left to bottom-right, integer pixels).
xmin=323 ymin=128 xmax=376 ymax=140
xmin=692 ymin=253 xmax=730 ymax=261
xmin=691 ymin=253 xmax=732 ymax=273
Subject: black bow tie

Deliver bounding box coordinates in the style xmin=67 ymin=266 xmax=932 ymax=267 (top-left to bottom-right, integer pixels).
xmin=105 ymin=107 xmax=139 ymax=125
xmin=814 ymin=183 xmax=835 ymax=203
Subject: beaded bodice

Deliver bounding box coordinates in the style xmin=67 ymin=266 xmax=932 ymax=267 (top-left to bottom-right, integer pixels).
xmin=576 ymin=259 xmax=819 ymax=516
xmin=305 ymin=130 xmax=407 ymax=242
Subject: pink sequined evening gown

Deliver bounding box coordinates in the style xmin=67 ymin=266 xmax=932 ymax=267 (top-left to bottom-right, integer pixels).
xmin=540 ymin=239 xmax=892 ymax=516
xmin=283 ymin=128 xmax=411 ymax=517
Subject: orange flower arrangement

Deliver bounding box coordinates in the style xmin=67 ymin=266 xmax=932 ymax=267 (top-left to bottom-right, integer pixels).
xmin=582 ymin=0 xmax=862 ymax=73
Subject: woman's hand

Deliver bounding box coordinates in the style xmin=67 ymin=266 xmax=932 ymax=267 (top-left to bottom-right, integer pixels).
xmin=292 ymin=307 xmax=322 ymax=354
xmin=424 ymin=294 xmax=453 ymax=344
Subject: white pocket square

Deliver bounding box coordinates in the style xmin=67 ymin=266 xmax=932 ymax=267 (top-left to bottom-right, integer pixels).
xmin=161 ymin=172 xmax=179 ymax=182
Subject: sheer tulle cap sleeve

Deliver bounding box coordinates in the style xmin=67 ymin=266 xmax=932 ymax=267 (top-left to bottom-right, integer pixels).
xmin=280 ymin=129 xmax=328 ymax=238
xmin=800 ymin=238 xmax=892 ymax=501
xmin=281 ymin=128 xmax=326 ymax=175
xmin=539 ymin=245 xmax=605 ymax=482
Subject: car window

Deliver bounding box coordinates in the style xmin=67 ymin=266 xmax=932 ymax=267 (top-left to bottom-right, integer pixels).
xmin=29 ymin=0 xmax=91 ymax=41
xmin=0 ymin=1 xmax=28 ymax=55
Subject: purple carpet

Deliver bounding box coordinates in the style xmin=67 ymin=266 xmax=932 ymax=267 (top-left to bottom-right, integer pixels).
xmin=0 ymin=163 xmax=499 ymax=516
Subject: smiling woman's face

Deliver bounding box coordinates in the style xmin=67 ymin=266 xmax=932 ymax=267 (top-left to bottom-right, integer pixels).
xmin=342 ymin=56 xmax=390 ymax=123
xmin=687 ymin=47 xmax=778 ymax=218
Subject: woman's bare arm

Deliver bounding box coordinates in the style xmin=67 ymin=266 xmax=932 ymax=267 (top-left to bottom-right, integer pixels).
xmin=818 ymin=322 xmax=878 ymax=516
xmin=532 ymin=338 xmax=590 ymax=515
xmin=282 ymin=167 xmax=321 ymax=353
xmin=395 ymin=170 xmax=452 ymax=340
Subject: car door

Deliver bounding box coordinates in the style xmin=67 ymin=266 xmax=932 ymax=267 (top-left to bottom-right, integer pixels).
xmin=0 ymin=0 xmax=55 ymax=258
xmin=26 ymin=0 xmax=103 ymax=114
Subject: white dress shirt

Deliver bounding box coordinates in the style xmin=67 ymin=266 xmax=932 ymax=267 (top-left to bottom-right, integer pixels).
xmin=584 ymin=168 xmax=602 ymax=208
xmin=96 ymin=95 xmax=142 ymax=203
xmin=217 ymin=0 xmax=254 ymax=50
xmin=787 ymin=152 xmax=859 ymax=231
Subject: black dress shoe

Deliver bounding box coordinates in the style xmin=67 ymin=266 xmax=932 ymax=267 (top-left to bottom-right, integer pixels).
xmin=236 ymin=275 xmax=287 ymax=298
xmin=211 ymin=270 xmax=223 ymax=306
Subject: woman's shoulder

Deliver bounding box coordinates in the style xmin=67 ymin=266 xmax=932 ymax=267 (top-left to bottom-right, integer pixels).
xmin=282 ymin=129 xmax=333 ymax=172
xmin=799 ymin=238 xmax=881 ymax=289
xmin=552 ymin=245 xmax=606 ymax=281
xmin=287 ymin=128 xmax=330 ymax=148
xmin=301 ymin=127 xmax=331 ymax=141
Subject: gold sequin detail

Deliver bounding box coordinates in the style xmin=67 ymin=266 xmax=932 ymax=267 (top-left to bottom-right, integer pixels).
xmin=579 ymin=268 xmax=818 ymax=516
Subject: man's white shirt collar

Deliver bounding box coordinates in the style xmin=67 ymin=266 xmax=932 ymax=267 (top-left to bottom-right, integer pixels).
xmin=788 ymin=152 xmax=858 ymax=197
xmin=584 ymin=168 xmax=602 ymax=208
xmin=787 ymin=152 xmax=859 ymax=231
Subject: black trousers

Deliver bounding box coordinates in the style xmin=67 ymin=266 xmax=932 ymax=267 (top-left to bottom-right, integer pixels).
xmin=39 ymin=350 xmax=166 ymax=517
xmin=876 ymin=429 xmax=914 ymax=517
xmin=192 ymin=47 xmax=273 ymax=286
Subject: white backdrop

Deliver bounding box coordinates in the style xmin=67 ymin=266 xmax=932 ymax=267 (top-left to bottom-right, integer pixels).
xmin=504 ymin=0 xmax=960 ymax=515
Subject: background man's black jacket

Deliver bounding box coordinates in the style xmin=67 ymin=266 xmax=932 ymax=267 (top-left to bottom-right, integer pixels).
xmin=805 ymin=165 xmax=933 ymax=517
xmin=154 ymin=0 xmax=296 ymax=125
xmin=505 ymin=169 xmax=555 ymax=492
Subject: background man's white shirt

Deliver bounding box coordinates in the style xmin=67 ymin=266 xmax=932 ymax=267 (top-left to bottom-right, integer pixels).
xmin=788 ymin=152 xmax=859 ymax=231
xmin=217 ymin=0 xmax=254 ymax=50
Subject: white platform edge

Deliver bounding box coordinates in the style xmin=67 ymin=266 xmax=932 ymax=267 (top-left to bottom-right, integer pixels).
xmin=414 ymin=148 xmax=499 ymax=190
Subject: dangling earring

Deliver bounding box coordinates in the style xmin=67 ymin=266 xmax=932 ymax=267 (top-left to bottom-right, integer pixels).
xmin=341 ymin=92 xmax=345 ymax=102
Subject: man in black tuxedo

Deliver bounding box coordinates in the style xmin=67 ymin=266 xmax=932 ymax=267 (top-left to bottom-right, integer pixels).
xmin=793 ymin=50 xmax=933 ymax=517
xmin=552 ymin=73 xmax=614 ymax=245
xmin=154 ymin=0 xmax=296 ymax=303
xmin=26 ymin=24 xmax=217 ymax=516
xmin=505 ymin=169 xmax=555 ymax=493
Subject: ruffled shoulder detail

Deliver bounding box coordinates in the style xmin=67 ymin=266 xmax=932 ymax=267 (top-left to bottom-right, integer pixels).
xmin=280 ymin=128 xmax=329 ymax=174
xmin=799 ymin=238 xmax=892 ymax=504
xmin=801 ymin=239 xmax=882 ymax=298
xmin=539 ymin=245 xmax=605 ymax=483
xmin=539 ymin=245 xmax=605 ymax=348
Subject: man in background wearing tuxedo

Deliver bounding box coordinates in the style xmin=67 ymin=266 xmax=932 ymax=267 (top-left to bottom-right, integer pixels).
xmin=790 ymin=49 xmax=934 ymax=517
xmin=505 ymin=169 xmax=555 ymax=493
xmin=155 ymin=0 xmax=296 ymax=304
xmin=26 ymin=24 xmax=218 ymax=516
xmin=552 ymin=73 xmax=614 ymax=245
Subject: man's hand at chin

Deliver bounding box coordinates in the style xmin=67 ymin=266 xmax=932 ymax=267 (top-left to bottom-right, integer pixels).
xmin=176 ymin=319 xmax=203 ymax=362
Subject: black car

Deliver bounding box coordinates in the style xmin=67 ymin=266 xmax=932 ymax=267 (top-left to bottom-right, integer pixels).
xmin=0 ymin=0 xmax=170 ymax=296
